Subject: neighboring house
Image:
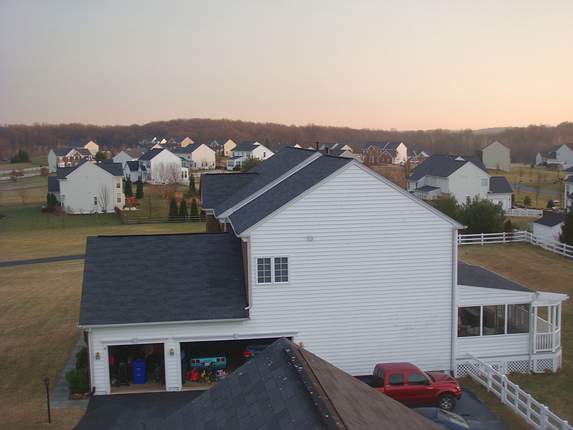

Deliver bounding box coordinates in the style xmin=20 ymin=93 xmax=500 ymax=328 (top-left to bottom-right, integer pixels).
xmin=226 ymin=141 xmax=274 ymax=170
xmin=179 ymin=137 xmax=194 ymax=148
xmin=535 ymin=144 xmax=573 ymax=168
xmin=172 ymin=143 xmax=216 ymax=170
xmin=210 ymin=138 xmax=237 ymax=156
xmin=125 ymin=160 xmax=144 ymax=183
xmin=533 ymin=212 xmax=565 ymax=242
xmin=362 ymin=142 xmax=408 ymax=165
xmin=564 ymin=170 xmax=573 ymax=210
xmin=409 ymin=150 xmax=430 ymax=167
xmin=319 ymin=142 xmax=353 ymax=153
xmin=488 ymin=176 xmax=513 ymax=210
xmin=47 ymin=176 xmax=60 ymax=201
xmin=408 ymin=155 xmax=490 ymax=203
xmin=81 ymin=140 xmax=100 ymax=157
xmin=138 ymin=148 xmax=183 ymax=184
xmin=78 ymin=147 xmax=567 ymax=395
xmin=138 ymin=137 xmax=165 ymax=152
xmin=481 ymin=141 xmax=511 ymax=171
xmin=54 ymin=162 xmax=124 ymax=214
xmin=48 ymin=146 xmax=93 ymax=173
xmin=112 ymin=150 xmax=136 ymax=176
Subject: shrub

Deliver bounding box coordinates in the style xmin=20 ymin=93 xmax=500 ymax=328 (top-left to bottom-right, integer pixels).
xmin=459 ymin=197 xmax=505 ymax=234
xmin=124 ymin=178 xmax=133 ymax=197
xmin=66 ymin=369 xmax=89 ymax=395
xmin=523 ymin=196 xmax=532 ymax=207
xmin=75 ymin=346 xmax=89 ymax=370
xmin=135 ymin=177 xmax=144 ymax=199
xmin=560 ymin=211 xmax=573 ymax=246
xmin=432 ymin=196 xmax=459 ymax=220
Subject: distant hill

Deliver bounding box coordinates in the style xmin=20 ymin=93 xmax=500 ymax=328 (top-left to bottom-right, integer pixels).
xmin=1 ymin=118 xmax=572 ymax=163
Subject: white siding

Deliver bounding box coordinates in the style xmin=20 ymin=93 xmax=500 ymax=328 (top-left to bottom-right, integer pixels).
xmin=247 ymin=163 xmax=456 ymax=375
xmin=487 ymin=193 xmax=512 ymax=210
xmin=48 ymin=150 xmax=57 ymax=173
xmin=482 ymin=142 xmax=511 ymax=171
xmin=190 ymin=144 xmax=216 ymax=169
xmin=457 ymin=285 xmax=534 ymax=306
xmin=447 ymin=163 xmax=490 ymax=204
xmin=533 ymin=223 xmax=563 ymax=242
xmin=148 ymin=150 xmax=182 ymax=184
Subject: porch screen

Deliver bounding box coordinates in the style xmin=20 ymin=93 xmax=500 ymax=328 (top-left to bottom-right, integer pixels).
xmin=483 ymin=305 xmax=505 ymax=335
xmin=458 ymin=307 xmax=480 ymax=337
xmin=507 ymin=304 xmax=529 ymax=334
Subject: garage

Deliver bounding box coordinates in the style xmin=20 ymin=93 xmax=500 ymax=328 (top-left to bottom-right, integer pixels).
xmin=108 ymin=343 xmax=166 ymax=394
xmin=179 ymin=337 xmax=284 ymax=390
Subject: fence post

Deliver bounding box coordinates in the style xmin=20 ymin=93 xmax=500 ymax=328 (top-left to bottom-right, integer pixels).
xmin=501 ymin=375 xmax=507 ymax=404
xmin=541 ymin=405 xmax=549 ymax=430
xmin=481 ymin=233 xmax=484 ymax=246
xmin=526 ymin=394 xmax=532 ymax=423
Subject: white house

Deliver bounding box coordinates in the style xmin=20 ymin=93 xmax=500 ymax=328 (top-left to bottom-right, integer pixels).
xmin=172 ymin=143 xmax=216 ymax=170
xmin=54 ymin=162 xmax=124 ymax=214
xmin=226 ymin=141 xmax=274 ymax=170
xmin=78 ymin=147 xmax=566 ymax=395
xmin=533 ymin=212 xmax=565 ymax=242
xmin=48 ymin=146 xmax=93 ymax=173
xmin=138 ymin=148 xmax=183 ymax=184
xmin=125 ymin=160 xmax=143 ymax=183
xmin=536 ymin=144 xmax=573 ymax=168
xmin=112 ymin=150 xmax=136 ymax=177
xmin=487 ymin=176 xmax=513 ymax=210
xmin=564 ymin=169 xmax=573 ymax=210
xmin=481 ymin=141 xmax=511 ymax=171
xmin=362 ymin=142 xmax=408 ymax=165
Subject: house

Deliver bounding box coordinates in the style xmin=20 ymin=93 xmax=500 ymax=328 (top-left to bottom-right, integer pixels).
xmin=48 ymin=146 xmax=94 ymax=172
xmin=210 ymin=139 xmax=237 ymax=156
xmin=533 ymin=212 xmax=565 ymax=242
xmin=536 ymin=144 xmax=573 ymax=168
xmin=408 ymin=155 xmax=490 ymax=203
xmin=138 ymin=148 xmax=183 ymax=184
xmin=53 ymin=162 xmax=124 ymax=214
xmin=172 ymin=143 xmax=216 ymax=170
xmin=112 ymin=150 xmax=137 ymax=177
xmin=564 ymin=170 xmax=573 ymax=210
xmin=362 ymin=141 xmax=408 ymax=165
xmin=125 ymin=160 xmax=144 ymax=183
xmin=481 ymin=141 xmax=511 ymax=171
xmin=226 ymin=141 xmax=273 ymax=170
xmin=81 ymin=140 xmax=100 ymax=157
xmin=488 ymin=176 xmax=513 ymax=210
xmin=138 ymin=137 xmax=165 ymax=152
xmin=319 ymin=142 xmax=353 ymax=153
xmin=79 ymin=147 xmax=566 ymax=395
xmin=409 ymin=150 xmax=430 ymax=167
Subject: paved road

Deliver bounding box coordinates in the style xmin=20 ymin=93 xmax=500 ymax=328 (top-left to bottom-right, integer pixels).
xmin=0 ymin=254 xmax=84 ymax=268
xmin=512 ymin=183 xmax=561 ymax=197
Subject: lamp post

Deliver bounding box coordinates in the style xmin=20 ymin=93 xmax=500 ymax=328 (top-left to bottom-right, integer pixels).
xmin=43 ymin=377 xmax=51 ymax=424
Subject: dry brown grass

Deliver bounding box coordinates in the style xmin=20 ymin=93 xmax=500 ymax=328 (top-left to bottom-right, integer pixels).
xmin=460 ymin=243 xmax=573 ymax=423
xmin=0 ymin=222 xmax=206 ymax=261
xmin=0 ymin=261 xmax=85 ymax=429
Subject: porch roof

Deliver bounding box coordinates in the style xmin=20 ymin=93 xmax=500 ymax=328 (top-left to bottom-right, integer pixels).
xmin=532 ymin=292 xmax=569 ymax=306
xmin=458 ymin=262 xmax=531 ymax=292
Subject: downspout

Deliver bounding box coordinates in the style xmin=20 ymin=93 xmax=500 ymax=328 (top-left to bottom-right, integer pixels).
xmin=451 ymin=228 xmax=459 ymax=376
xmin=243 ymin=237 xmax=252 ymax=311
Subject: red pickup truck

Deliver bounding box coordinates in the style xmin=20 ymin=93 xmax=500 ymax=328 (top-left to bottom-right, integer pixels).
xmin=356 ymin=362 xmax=462 ymax=411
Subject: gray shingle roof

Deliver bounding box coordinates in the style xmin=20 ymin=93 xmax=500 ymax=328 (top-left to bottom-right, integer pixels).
xmin=56 ymin=163 xmax=84 ymax=179
xmin=79 ymin=233 xmax=248 ymax=326
xmin=534 ymin=212 xmax=565 ymax=227
xmin=47 ymin=176 xmax=60 ymax=193
xmin=201 ymin=173 xmax=257 ymax=210
xmin=97 ymin=162 xmax=123 ymax=177
xmin=458 ymin=262 xmax=531 ymax=292
xmin=229 ymin=155 xmax=352 ymax=235
xmin=363 ymin=141 xmax=402 ymax=151
xmin=127 ymin=160 xmax=140 ymax=171
xmin=52 ymin=146 xmax=75 ymax=156
xmin=139 ymin=148 xmax=164 ymax=161
xmin=212 ymin=147 xmax=318 ymax=216
xmin=489 ymin=176 xmax=512 ymax=194
xmin=158 ymin=338 xmax=440 ymax=430
xmin=409 ymin=155 xmax=487 ymax=181
xmin=416 ymin=185 xmax=439 ymax=192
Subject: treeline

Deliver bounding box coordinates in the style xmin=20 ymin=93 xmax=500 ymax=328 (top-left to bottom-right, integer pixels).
xmin=1 ymin=118 xmax=573 ymax=163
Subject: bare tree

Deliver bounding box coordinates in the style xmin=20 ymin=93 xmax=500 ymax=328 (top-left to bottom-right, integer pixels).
xmin=97 ymin=185 xmax=111 ymax=213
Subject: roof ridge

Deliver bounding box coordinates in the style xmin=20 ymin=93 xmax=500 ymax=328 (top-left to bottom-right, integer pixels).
xmin=94 ymin=231 xmax=229 ymax=239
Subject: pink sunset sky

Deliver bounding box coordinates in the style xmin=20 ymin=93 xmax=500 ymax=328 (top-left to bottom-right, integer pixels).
xmin=1 ymin=0 xmax=572 ymax=130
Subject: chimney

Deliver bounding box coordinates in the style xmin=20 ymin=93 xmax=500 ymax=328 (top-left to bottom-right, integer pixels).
xmin=315 ymin=141 xmax=319 ymax=151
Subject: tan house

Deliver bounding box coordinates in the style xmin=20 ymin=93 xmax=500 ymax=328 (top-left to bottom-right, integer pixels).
xmin=481 ymin=141 xmax=511 ymax=171
xmin=83 ymin=140 xmax=99 ymax=157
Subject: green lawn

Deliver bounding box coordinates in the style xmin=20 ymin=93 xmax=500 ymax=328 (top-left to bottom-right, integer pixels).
xmin=460 ymin=243 xmax=573 ymax=423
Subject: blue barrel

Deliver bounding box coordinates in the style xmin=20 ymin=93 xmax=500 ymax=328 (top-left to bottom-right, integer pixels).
xmin=131 ymin=359 xmax=147 ymax=384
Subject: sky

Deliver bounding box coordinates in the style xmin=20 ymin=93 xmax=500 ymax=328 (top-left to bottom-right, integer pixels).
xmin=1 ymin=0 xmax=572 ymax=130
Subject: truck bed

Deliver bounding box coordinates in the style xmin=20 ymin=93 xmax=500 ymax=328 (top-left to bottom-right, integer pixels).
xmin=355 ymin=375 xmax=384 ymax=388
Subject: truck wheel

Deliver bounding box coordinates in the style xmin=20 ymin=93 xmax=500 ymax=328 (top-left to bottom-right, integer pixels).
xmin=438 ymin=394 xmax=456 ymax=411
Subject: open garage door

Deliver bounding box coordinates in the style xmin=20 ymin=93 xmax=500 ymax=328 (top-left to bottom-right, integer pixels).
xmin=108 ymin=343 xmax=166 ymax=394
xmin=180 ymin=337 xmax=286 ymax=390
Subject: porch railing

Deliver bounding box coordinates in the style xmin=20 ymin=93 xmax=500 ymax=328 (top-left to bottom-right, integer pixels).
xmin=505 ymin=208 xmax=544 ymax=217
xmin=535 ymin=333 xmax=553 ymax=352
xmin=458 ymin=231 xmax=573 ymax=259
xmin=464 ymin=355 xmax=572 ymax=430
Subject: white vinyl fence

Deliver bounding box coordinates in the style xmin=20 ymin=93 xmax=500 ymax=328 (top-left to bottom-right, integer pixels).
xmin=458 ymin=231 xmax=573 ymax=259
xmin=464 ymin=355 xmax=571 ymax=430
xmin=505 ymin=208 xmax=544 ymax=217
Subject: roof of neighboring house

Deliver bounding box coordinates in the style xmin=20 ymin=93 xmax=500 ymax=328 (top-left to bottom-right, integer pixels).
xmin=229 ymin=155 xmax=352 ymax=234
xmin=534 ymin=211 xmax=565 ymax=227
xmin=158 ymin=338 xmax=440 ymax=430
xmin=56 ymin=162 xmax=85 ymax=178
xmin=211 ymin=147 xmax=318 ymax=215
xmin=233 ymin=141 xmax=260 ymax=152
xmin=97 ymin=162 xmax=124 ymax=177
xmin=540 ymin=144 xmax=572 ymax=158
xmin=124 ymin=148 xmax=143 ymax=158
xmin=489 ymin=176 xmax=512 ymax=194
xmin=127 ymin=160 xmax=140 ymax=171
xmin=482 ymin=141 xmax=508 ymax=152
xmin=566 ymin=175 xmax=573 ymax=183
xmin=409 ymin=154 xmax=487 ymax=181
xmin=458 ymin=262 xmax=531 ymax=292
xmin=416 ymin=185 xmax=440 ymax=192
xmin=79 ymin=233 xmax=248 ymax=326
xmin=76 ymin=147 xmax=92 ymax=156
xmin=53 ymin=146 xmax=91 ymax=157
xmin=138 ymin=148 xmax=165 ymax=161
xmin=363 ymin=141 xmax=403 ymax=151
xmin=171 ymin=143 xmax=206 ymax=154
xmin=201 ymin=173 xmax=257 ymax=210
xmin=47 ymin=176 xmax=60 ymax=193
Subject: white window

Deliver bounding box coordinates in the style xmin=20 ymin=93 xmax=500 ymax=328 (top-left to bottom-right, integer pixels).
xmin=257 ymin=257 xmax=289 ymax=284
xmin=117 ymin=196 xmax=122 ymax=203
xmin=257 ymin=258 xmax=272 ymax=284
xmin=481 ymin=178 xmax=489 ymax=187
xmin=93 ymin=196 xmax=98 ymax=205
xmin=274 ymin=257 xmax=288 ymax=283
